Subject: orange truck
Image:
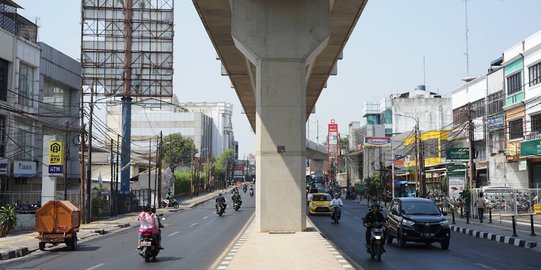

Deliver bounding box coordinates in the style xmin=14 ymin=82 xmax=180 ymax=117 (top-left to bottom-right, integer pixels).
xmin=35 ymin=200 xmax=80 ymax=251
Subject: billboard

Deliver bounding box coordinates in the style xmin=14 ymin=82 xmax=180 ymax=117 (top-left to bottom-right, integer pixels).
xmin=81 ymin=0 xmax=174 ymax=97
xmin=48 ymin=141 xmax=64 ymax=175
xmin=364 ymin=137 xmax=391 ymax=147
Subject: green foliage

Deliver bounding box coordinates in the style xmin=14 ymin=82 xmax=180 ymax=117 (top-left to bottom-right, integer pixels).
xmin=174 ymin=171 xmax=192 ymax=194
xmin=0 ymin=205 xmax=17 ymax=237
xmin=161 ymin=133 xmax=198 ymax=169
xmin=91 ymin=197 xmax=106 ymax=217
xmin=212 ymin=149 xmax=235 ymax=183
xmin=459 ymin=189 xmax=471 ymax=205
xmin=366 ymin=176 xmax=382 ymax=197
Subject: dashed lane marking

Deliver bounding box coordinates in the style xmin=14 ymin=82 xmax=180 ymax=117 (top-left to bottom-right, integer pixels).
xmin=168 ymin=231 xmax=179 ymax=237
xmin=86 ymin=263 xmax=105 ymax=270
xmin=190 ymin=223 xmax=198 ymax=228
xmin=475 ymin=263 xmax=497 ymax=270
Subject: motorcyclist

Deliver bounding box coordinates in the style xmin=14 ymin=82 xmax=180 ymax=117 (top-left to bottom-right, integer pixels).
xmin=330 ymin=193 xmax=343 ymax=219
xmin=363 ymin=203 xmax=386 ymax=251
xmin=137 ymin=205 xmax=162 ymax=249
xmin=232 ymin=191 xmax=242 ymax=207
xmin=216 ymin=193 xmax=227 ymax=213
xmin=243 ymin=183 xmax=248 ymax=193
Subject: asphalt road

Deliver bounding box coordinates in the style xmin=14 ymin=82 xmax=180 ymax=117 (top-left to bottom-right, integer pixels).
xmin=310 ymin=199 xmax=541 ymax=270
xmin=2 ymin=191 xmax=255 ymax=270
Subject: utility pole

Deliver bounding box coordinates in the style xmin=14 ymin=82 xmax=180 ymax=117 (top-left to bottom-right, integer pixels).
xmin=468 ymin=103 xmax=476 ymax=190
xmin=115 ymin=134 xmax=120 ymax=215
xmin=415 ymin=119 xmax=420 ymax=196
xmin=419 ymin=140 xmax=426 ymax=197
xmin=86 ymin=87 xmax=94 ymax=223
xmin=110 ymin=138 xmax=114 ymax=217
xmin=157 ymin=131 xmax=162 ymax=208
xmin=148 ymin=137 xmax=152 ymax=207
xmin=64 ymin=121 xmax=69 ymax=198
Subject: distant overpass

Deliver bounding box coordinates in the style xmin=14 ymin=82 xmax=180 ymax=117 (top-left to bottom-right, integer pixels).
xmin=193 ymin=0 xmax=368 ymax=232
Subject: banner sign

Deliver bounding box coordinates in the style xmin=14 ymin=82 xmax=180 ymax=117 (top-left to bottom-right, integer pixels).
xmin=448 ymin=175 xmax=465 ymax=199
xmin=364 ymin=137 xmax=391 ymax=147
xmin=0 ymin=158 xmax=7 ymax=175
xmin=447 ymin=163 xmax=466 ymax=171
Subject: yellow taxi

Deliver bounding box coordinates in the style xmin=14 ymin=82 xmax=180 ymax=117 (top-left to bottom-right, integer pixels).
xmin=308 ymin=193 xmax=333 ymax=215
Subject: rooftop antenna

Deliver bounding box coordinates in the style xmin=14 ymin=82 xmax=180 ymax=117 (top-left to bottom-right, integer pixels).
xmin=423 ymin=56 xmax=426 ymax=87
xmin=464 ymin=0 xmax=470 ymax=77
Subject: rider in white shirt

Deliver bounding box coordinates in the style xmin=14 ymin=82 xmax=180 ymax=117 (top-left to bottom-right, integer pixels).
xmin=331 ymin=193 xmax=343 ymax=207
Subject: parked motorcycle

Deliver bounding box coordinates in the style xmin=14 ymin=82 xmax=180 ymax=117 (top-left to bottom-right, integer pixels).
xmin=331 ymin=205 xmax=341 ymax=224
xmin=216 ymin=203 xmax=226 ymax=216
xmin=365 ymin=221 xmax=385 ymax=261
xmin=138 ymin=232 xmax=160 ymax=262
xmin=160 ymin=198 xmax=179 ymax=209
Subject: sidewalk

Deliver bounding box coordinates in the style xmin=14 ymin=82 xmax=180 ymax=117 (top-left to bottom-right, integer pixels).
xmin=449 ymin=212 xmax=541 ymax=251
xmin=0 ymin=190 xmax=223 ymax=261
xmin=213 ymin=217 xmax=355 ymax=270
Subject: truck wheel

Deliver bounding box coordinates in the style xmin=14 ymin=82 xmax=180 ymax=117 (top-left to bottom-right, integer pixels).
xmin=71 ymin=233 xmax=78 ymax=251
xmin=39 ymin=242 xmax=45 ymax=251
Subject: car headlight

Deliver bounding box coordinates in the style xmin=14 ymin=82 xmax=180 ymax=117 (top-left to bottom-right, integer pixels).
xmin=402 ymin=219 xmax=415 ymax=226
xmin=439 ymin=220 xmax=449 ymax=227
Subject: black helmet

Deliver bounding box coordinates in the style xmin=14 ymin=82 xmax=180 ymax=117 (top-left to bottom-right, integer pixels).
xmin=370 ymin=203 xmax=380 ymax=210
xmin=143 ymin=205 xmax=152 ymax=212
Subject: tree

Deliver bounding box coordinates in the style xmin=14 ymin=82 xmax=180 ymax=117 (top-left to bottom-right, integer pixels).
xmin=160 ymin=133 xmax=198 ymax=170
xmin=0 ymin=205 xmax=17 ymax=237
xmin=213 ymin=149 xmax=235 ymax=187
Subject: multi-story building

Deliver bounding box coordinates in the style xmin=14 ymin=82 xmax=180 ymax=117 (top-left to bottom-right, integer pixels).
xmin=179 ymin=102 xmax=235 ymax=158
xmin=0 ymin=2 xmax=81 ymax=203
xmin=516 ymin=30 xmax=541 ymax=188
xmin=501 ymin=30 xmax=541 ymax=188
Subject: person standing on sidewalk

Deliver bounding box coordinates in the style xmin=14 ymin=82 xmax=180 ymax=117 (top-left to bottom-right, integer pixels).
xmin=475 ymin=192 xmax=486 ymax=223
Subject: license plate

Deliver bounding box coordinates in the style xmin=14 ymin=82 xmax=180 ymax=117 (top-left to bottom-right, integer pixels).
xmin=422 ymin=233 xmax=434 ymax=238
xmin=141 ymin=241 xmax=152 ymax=247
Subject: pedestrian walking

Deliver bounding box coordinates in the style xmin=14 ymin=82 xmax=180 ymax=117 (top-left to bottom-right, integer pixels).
xmin=475 ymin=192 xmax=486 ymax=223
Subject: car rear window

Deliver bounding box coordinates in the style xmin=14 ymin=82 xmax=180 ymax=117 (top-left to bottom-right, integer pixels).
xmin=402 ymin=201 xmax=441 ymax=215
xmin=312 ymin=195 xmax=331 ymax=201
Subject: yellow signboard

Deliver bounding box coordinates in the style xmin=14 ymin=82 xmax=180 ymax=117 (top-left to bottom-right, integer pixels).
xmin=48 ymin=141 xmax=64 ymax=166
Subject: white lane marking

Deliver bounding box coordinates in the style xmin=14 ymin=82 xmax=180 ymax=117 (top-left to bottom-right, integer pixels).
xmin=168 ymin=231 xmax=179 ymax=237
xmin=86 ymin=263 xmax=105 ymax=270
xmin=475 ymin=263 xmax=497 ymax=270
xmin=190 ymin=223 xmax=198 ymax=228
xmin=353 ymin=217 xmax=361 ymax=220
xmin=343 ymin=211 xmax=349 ymax=214
xmin=203 ymin=216 xmax=208 ymax=219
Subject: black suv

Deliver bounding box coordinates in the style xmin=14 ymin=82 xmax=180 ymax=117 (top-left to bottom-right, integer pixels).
xmin=386 ymin=197 xmax=451 ymax=250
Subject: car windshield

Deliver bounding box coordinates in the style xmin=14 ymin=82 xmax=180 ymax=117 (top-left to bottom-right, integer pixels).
xmin=401 ymin=202 xmax=441 ymax=215
xmin=312 ymin=195 xmax=331 ymax=201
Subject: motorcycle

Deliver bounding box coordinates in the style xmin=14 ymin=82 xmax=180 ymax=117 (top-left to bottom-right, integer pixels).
xmin=249 ymin=189 xmax=254 ymax=197
xmin=160 ymin=198 xmax=179 ymax=209
xmin=243 ymin=186 xmax=247 ymax=193
xmin=233 ymin=200 xmax=242 ymax=211
xmin=138 ymin=232 xmax=160 ymax=262
xmin=331 ymin=205 xmax=341 ymax=224
xmin=345 ymin=190 xmax=357 ymax=200
xmin=216 ymin=203 xmax=226 ymax=216
xmin=364 ymin=221 xmax=385 ymax=261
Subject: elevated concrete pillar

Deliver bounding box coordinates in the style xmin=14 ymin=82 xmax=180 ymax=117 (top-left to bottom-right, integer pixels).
xmin=231 ymin=0 xmax=330 ymax=232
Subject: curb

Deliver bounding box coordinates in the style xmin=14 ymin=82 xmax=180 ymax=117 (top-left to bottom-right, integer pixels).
xmin=0 ymin=247 xmax=29 ymax=261
xmin=450 ymin=225 xmax=540 ymax=249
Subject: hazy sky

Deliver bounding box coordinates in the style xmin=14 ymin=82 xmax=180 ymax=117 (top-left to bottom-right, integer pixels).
xmin=16 ymin=0 xmax=541 ymax=158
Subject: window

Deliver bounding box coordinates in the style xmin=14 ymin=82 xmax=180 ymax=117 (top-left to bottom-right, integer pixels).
xmin=470 ymin=98 xmax=485 ymax=119
xmin=18 ymin=63 xmax=34 ymax=106
xmin=453 ymin=104 xmax=469 ymax=125
xmin=14 ymin=120 xmax=34 ymax=159
xmin=0 ymin=115 xmax=5 ymax=156
xmin=0 ymin=58 xmax=8 ymax=101
xmin=43 ymin=79 xmax=68 ymax=111
xmin=508 ymin=118 xmax=523 ymax=140
xmin=487 ymin=90 xmax=504 ymax=115
xmin=529 ymin=62 xmax=541 ymax=87
xmin=422 ymin=139 xmax=439 ymax=159
xmin=532 ymin=114 xmax=541 ymax=133
xmin=506 ymin=72 xmax=522 ymax=95
xmin=490 ymin=131 xmax=505 ymax=154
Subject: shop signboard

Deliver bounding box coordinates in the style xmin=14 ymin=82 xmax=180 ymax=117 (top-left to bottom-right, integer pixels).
xmin=487 ymin=114 xmax=504 ymax=132
xmin=446 ymin=148 xmax=469 ymax=160
xmin=363 ymin=137 xmax=391 ymax=147
xmin=447 ymin=163 xmax=466 ymax=171
xmin=520 ymin=138 xmax=541 ymax=157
